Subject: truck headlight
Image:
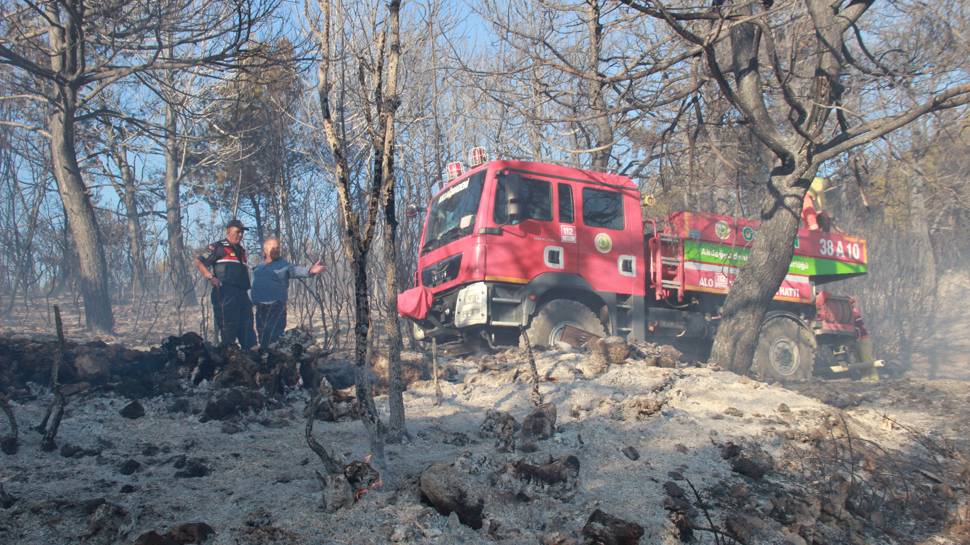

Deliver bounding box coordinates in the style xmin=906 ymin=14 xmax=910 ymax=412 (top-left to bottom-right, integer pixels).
xmin=411 ymin=321 xmax=426 ymax=340
xmin=454 ymin=282 xmax=488 ymax=328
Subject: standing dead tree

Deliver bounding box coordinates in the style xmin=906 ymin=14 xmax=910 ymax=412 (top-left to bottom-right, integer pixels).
xmin=0 ymin=0 xmax=280 ymax=331
xmin=37 ymin=305 xmax=66 ymax=451
xmin=0 ymin=394 xmax=17 ymax=455
xmin=305 ymin=0 xmax=407 ymax=463
xmin=620 ymin=0 xmax=970 ymax=373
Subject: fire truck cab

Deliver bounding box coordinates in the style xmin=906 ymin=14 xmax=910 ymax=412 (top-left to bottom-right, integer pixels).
xmin=398 ymin=155 xmax=873 ymax=381
xmin=401 ymin=159 xmax=646 ymax=347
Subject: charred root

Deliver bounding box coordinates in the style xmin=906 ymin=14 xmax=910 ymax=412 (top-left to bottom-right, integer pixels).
xmin=40 ymin=389 xmax=65 ymax=452
xmin=0 ymin=395 xmax=17 ymax=455
xmin=520 ymin=327 xmax=544 ymax=407
xmin=305 ymin=389 xmax=343 ymax=475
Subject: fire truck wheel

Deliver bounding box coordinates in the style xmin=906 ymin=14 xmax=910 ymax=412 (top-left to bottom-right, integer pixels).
xmin=522 ymin=299 xmax=606 ymax=349
xmin=753 ymin=316 xmax=816 ymax=382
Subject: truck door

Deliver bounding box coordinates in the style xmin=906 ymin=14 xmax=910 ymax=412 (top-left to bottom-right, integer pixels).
xmin=484 ymin=171 xmax=559 ymax=284
xmin=576 ymin=185 xmax=636 ymax=298
xmin=556 ymin=182 xmax=578 ymax=275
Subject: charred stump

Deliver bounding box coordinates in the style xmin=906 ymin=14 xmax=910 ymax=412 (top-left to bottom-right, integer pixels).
xmin=0 ymin=395 xmax=16 ymax=455
xmin=38 ymin=305 xmax=67 ymax=451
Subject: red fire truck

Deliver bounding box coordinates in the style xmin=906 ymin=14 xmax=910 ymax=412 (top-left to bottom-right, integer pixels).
xmin=397 ymin=155 xmax=874 ymax=381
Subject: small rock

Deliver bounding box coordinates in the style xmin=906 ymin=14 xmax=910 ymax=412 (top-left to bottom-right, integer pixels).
xmin=0 ymin=484 xmax=16 ymax=509
xmin=419 ymin=462 xmax=485 ymax=529
xmin=730 ymin=457 xmax=767 ymax=480
xmin=200 ymin=388 xmax=266 ymax=422
xmin=245 ymin=509 xmax=273 ymax=528
xmin=782 ymin=529 xmax=809 ymax=545
xmin=174 ymin=458 xmax=209 ymax=478
xmin=0 ymin=436 xmax=17 ymax=455
xmin=120 ymin=400 xmax=146 ymax=419
xmin=581 ymin=509 xmax=644 ymax=545
xmin=83 ymin=502 xmax=129 ymax=544
xmin=724 ymin=513 xmax=767 ymax=543
xmin=479 ymin=410 xmax=519 ymax=451
xmin=60 ymin=443 xmax=82 ymax=458
xmin=729 ymin=483 xmax=749 ymax=499
xmin=119 ymin=459 xmax=142 ymax=475
xmin=447 ymin=511 xmax=462 ymax=530
xmin=777 ymin=403 xmax=791 ymax=413
xmin=723 ymin=407 xmax=744 ymax=418
xmin=520 ymin=403 xmax=556 ymax=445
xmin=719 ymin=442 xmax=741 ymax=459
xmin=170 ymin=522 xmax=215 ymax=543
xmin=120 ymin=484 xmax=137 ymax=494
xmin=220 ymin=420 xmax=245 ymax=435
xmin=593 ymin=336 xmax=630 ymax=365
xmin=621 ymin=446 xmax=640 ymax=461
xmin=657 ymin=345 xmax=684 ymax=368
xmin=663 ymin=481 xmax=686 ymax=498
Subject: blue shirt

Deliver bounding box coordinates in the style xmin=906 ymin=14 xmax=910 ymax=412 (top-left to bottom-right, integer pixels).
xmin=251 ymin=259 xmax=311 ymax=304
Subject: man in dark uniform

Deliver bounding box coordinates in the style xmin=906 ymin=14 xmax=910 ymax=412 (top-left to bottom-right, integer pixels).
xmin=196 ymin=219 xmax=256 ymax=349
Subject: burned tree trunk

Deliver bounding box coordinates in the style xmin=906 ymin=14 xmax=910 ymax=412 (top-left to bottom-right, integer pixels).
xmin=39 ymin=305 xmax=67 ymax=451
xmin=164 ymin=103 xmax=197 ymax=306
xmin=49 ymin=90 xmax=114 ymax=333
xmin=380 ymin=0 xmax=408 ymax=443
xmin=710 ymin=171 xmax=807 ymax=373
xmin=0 ymin=395 xmax=18 ymax=455
xmin=109 ymin=135 xmax=149 ymax=298
xmin=584 ymin=0 xmax=613 ymax=170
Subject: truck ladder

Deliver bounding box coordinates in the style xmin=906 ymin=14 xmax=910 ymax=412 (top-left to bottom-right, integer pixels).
xmin=648 ymin=233 xmax=684 ymax=302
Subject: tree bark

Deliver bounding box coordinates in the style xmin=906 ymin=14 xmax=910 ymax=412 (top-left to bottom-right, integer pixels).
xmin=381 ymin=0 xmax=407 ymax=443
xmin=585 ymin=0 xmax=612 ymax=170
xmin=164 ymin=104 xmax=197 ymax=306
xmin=49 ymin=89 xmax=114 ymax=333
xmin=110 ymin=140 xmax=148 ymax=298
xmin=709 ymin=169 xmax=808 ymax=372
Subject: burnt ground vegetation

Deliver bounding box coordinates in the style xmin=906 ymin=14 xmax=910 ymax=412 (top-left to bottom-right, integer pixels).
xmin=1 ymin=332 xmax=969 ymax=545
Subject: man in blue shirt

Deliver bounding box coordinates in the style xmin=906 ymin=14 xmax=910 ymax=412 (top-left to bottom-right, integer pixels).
xmin=251 ymin=237 xmax=325 ymax=347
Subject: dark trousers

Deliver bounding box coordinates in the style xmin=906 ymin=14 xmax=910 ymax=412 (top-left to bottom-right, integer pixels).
xmin=255 ymin=301 xmax=287 ymax=347
xmin=211 ymin=284 xmax=256 ymax=349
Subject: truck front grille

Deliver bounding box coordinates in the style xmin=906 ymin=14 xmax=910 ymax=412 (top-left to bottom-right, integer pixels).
xmin=422 ymin=253 xmax=462 ymax=288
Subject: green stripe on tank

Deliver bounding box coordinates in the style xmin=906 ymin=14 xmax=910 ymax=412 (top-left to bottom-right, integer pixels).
xmin=682 ymin=240 xmax=867 ymax=276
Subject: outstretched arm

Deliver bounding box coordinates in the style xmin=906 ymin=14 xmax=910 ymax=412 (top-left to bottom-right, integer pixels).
xmin=287 ymin=259 xmax=324 ymax=280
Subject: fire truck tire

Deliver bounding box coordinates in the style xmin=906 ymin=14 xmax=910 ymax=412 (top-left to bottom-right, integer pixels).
xmin=522 ymin=299 xmax=606 ymax=349
xmin=753 ymin=316 xmax=816 ymax=383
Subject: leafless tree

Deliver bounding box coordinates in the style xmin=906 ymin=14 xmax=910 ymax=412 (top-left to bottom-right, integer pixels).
xmin=620 ymin=0 xmax=970 ymax=373
xmin=305 ymin=0 xmax=407 ymax=462
xmin=0 ymin=0 xmax=280 ymax=331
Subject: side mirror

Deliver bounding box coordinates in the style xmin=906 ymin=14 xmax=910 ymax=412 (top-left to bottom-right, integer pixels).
xmin=505 ymin=173 xmax=523 ymax=225
xmin=405 ymin=204 xmax=424 ymax=219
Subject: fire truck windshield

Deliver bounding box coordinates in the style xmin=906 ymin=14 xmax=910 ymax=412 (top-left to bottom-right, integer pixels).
xmin=422 ymin=172 xmax=485 ymax=254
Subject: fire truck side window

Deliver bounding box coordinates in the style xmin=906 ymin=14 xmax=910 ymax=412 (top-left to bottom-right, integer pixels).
xmin=582 ymin=187 xmax=624 ymax=230
xmin=558 ymin=183 xmax=574 ymax=223
xmin=494 ymin=174 xmax=552 ymax=225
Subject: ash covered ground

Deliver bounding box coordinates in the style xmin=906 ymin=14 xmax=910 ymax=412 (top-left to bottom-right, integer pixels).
xmin=1 ymin=333 xmax=969 ymax=545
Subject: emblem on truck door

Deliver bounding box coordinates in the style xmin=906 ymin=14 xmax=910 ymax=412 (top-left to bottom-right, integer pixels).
xmin=594 ymin=233 xmax=613 ymax=253
xmin=715 ymin=221 xmax=731 ymax=240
